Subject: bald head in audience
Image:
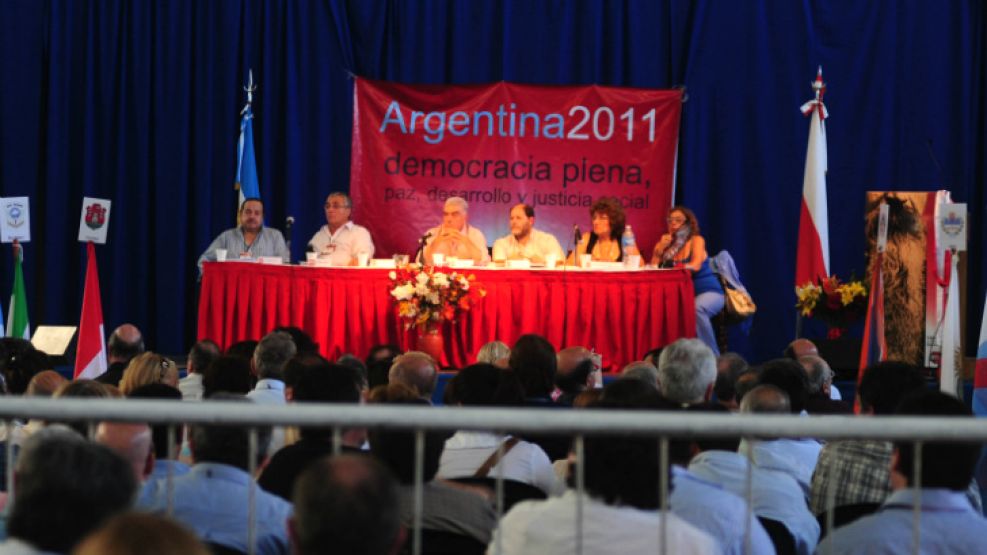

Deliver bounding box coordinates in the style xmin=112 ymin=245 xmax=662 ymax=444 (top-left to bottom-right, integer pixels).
xmin=784 ymin=338 xmax=818 ymax=360
xmin=96 ymin=422 xmax=155 ymax=482
xmin=739 ymin=384 xmax=791 ymax=414
xmin=108 ymin=324 xmax=144 ymax=365
xmin=555 ymin=347 xmax=597 ymax=399
xmin=388 ymin=351 xmax=438 ymax=399
xmin=799 ymin=355 xmax=833 ymax=396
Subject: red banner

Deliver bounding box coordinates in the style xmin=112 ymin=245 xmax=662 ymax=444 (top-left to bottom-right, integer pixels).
xmin=350 ymin=78 xmax=683 ymax=258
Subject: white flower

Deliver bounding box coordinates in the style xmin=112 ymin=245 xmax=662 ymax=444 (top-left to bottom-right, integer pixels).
xmin=390 ymin=283 xmax=415 ymax=301
xmin=416 ymin=272 xmax=430 ymax=285
xmin=388 ymin=271 xmax=397 ymax=280
xmin=427 ymin=292 xmax=440 ymax=305
xmin=415 ymin=282 xmax=431 ymax=297
xmin=432 ymin=273 xmax=449 ymax=287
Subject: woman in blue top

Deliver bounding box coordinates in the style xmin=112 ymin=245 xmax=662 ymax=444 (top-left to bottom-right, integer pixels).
xmin=651 ymin=206 xmax=725 ymax=355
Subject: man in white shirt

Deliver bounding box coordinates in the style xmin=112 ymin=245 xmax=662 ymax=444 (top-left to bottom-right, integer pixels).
xmin=491 ymin=204 xmax=564 ymax=265
xmin=422 ymin=196 xmax=490 ymax=265
xmin=307 ymin=192 xmax=375 ymax=266
xmin=178 ymin=340 xmax=220 ymax=401
xmin=247 ymin=331 xmax=297 ymax=453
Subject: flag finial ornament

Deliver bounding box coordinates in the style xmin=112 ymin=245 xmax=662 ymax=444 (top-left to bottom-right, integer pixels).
xmin=801 ymin=66 xmax=829 ymax=119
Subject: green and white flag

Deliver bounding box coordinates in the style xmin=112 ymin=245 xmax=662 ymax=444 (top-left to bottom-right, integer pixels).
xmin=7 ymin=247 xmax=29 ymax=340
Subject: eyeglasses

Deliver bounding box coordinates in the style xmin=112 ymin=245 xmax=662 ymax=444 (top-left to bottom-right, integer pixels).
xmin=325 ymin=203 xmax=350 ymax=209
xmin=666 ymin=217 xmax=686 ymax=224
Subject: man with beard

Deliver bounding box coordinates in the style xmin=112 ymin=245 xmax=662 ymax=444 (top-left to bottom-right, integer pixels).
xmin=491 ymin=204 xmax=564 ymax=265
xmin=198 ymin=198 xmax=289 ymax=273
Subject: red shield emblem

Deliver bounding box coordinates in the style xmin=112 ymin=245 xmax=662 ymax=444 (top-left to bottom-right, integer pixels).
xmin=85 ymin=203 xmax=106 ymax=230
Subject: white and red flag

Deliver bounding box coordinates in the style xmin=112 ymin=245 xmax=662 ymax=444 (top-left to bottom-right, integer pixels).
xmin=795 ymin=67 xmax=830 ymax=287
xmin=74 ymin=241 xmax=107 ymax=379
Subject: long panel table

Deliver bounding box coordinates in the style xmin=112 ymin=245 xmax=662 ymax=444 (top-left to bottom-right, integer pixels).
xmin=198 ymin=262 xmax=696 ymax=371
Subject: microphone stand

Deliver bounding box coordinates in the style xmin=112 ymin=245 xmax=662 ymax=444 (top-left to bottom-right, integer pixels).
xmin=414 ymin=232 xmax=432 ymax=265
xmin=560 ymin=225 xmax=580 ymax=348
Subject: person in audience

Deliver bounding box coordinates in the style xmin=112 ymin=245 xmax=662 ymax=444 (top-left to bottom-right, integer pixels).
xmin=259 ymin=356 xmax=366 ymax=501
xmin=809 ymin=361 xmax=927 ymax=520
xmin=651 ymin=206 xmax=724 ymax=355
xmin=51 ymin=379 xmax=114 ymax=436
xmin=74 ymin=512 xmax=210 ymax=555
xmin=656 ymin=338 xmax=717 ymax=405
xmin=0 ymin=426 xmax=136 ymax=554
xmin=566 ymin=196 xmax=638 ymax=264
xmin=489 ymin=382 xmax=717 ymax=554
xmin=368 ymin=383 xmax=497 ymax=545
xmin=620 ymin=360 xmax=660 ymax=390
xmin=734 ymin=367 xmax=762 ymax=404
xmin=475 ymin=340 xmax=510 ymax=367
xmin=272 ymin=325 xmax=320 ymax=356
xmin=686 ymin=403 xmax=820 ymax=555
xmin=248 ymin=331 xmax=297 ymax=453
xmin=366 ymin=344 xmax=401 ymax=389
xmin=783 ymin=338 xmax=818 ymax=360
xmin=554 ymin=347 xmax=598 ymax=406
xmin=138 ymin=394 xmax=290 ymax=555
xmin=0 ymin=340 xmax=50 ymax=396
xmin=642 ymin=346 xmax=664 ymax=368
xmin=128 ymin=384 xmax=190 ymax=494
xmin=307 ymin=192 xmax=375 ymax=266
xmin=437 ymin=364 xmax=562 ymax=495
xmin=366 ymin=344 xmax=402 ymax=366
xmin=335 ymin=354 xmax=369 ymax=391
xmin=226 ymin=339 xmax=259 ymax=361
xmin=179 ymin=340 xmax=220 ymax=401
xmin=197 ymin=197 xmax=289 ymax=272
xmin=714 ymin=352 xmax=748 ymax=410
xmin=799 ymin=355 xmax=850 ymax=414
xmin=95 ymin=422 xmax=155 ymax=483
xmin=387 ymin=351 xmax=438 ymax=400
xmin=96 ymin=323 xmax=145 ymax=386
xmin=17 ymin=370 xmax=68 ymax=446
xmin=816 ymin=390 xmax=987 ymax=554
xmin=119 ymin=352 xmax=179 ymax=395
xmin=422 ymin=196 xmax=490 ymax=265
xmin=491 ymin=203 xmax=565 ymax=265
xmin=740 ymin=383 xmax=821 ymax=495
xmin=202 ymin=354 xmax=254 ymax=397
xmin=509 ymin=334 xmax=558 ymax=405
xmin=289 ymin=454 xmax=404 ymax=555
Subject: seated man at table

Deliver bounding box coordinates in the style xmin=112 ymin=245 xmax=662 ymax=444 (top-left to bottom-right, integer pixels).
xmin=197 ymin=197 xmax=289 ymax=273
xmin=422 ymin=196 xmax=490 ymax=265
xmin=492 ymin=203 xmax=565 ymax=265
xmin=307 ymin=192 xmax=374 ymax=266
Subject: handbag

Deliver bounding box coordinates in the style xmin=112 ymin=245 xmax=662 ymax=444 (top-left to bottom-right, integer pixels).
xmin=722 ymin=279 xmax=756 ymax=324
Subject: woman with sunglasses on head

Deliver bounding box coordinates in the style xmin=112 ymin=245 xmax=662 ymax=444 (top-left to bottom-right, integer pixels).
xmin=652 ymin=206 xmax=725 ymax=355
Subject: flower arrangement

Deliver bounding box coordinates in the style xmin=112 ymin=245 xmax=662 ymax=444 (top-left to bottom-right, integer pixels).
xmin=795 ymin=275 xmax=868 ymax=338
xmin=388 ymin=264 xmax=486 ymax=330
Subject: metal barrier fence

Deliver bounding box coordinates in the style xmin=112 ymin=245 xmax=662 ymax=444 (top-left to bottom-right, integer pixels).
xmin=0 ymin=397 xmax=984 ymax=555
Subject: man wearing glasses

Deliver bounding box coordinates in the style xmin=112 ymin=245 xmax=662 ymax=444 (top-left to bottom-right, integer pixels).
xmin=307 ymin=192 xmax=375 ymax=266
xmin=422 ymin=196 xmax=490 ymax=265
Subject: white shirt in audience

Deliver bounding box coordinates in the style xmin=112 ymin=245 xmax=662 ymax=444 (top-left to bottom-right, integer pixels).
xmin=488 ymin=490 xmax=717 ymax=555
xmin=437 ymin=431 xmax=563 ymax=496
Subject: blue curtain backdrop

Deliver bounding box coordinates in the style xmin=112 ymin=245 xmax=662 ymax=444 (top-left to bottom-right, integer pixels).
xmin=0 ymin=0 xmax=983 ymax=363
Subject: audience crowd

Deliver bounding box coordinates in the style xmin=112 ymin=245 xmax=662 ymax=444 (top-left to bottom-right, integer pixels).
xmin=0 ymin=325 xmax=981 ymax=555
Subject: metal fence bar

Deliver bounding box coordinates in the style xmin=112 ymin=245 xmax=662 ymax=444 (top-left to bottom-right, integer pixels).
xmin=247 ymin=427 xmax=258 ymax=555
xmin=412 ymin=430 xmax=424 ymax=555
xmin=332 ymin=427 xmax=342 ymax=456
xmin=494 ymin=430 xmax=506 ymax=555
xmin=658 ymin=437 xmax=669 ymax=555
xmin=166 ymin=424 xmax=177 ymax=516
xmin=2 ymin=399 xmax=985 ymax=441
xmin=911 ymin=441 xmax=923 ymax=555
xmin=574 ymin=435 xmax=585 ymax=555
xmin=743 ymin=437 xmax=753 ymax=555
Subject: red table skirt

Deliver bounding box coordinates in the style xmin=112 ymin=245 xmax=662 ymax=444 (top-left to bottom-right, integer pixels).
xmin=197 ymin=262 xmax=696 ymax=371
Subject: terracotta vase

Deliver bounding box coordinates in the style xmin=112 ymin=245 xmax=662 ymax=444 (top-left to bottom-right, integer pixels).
xmin=416 ymin=324 xmax=445 ymax=365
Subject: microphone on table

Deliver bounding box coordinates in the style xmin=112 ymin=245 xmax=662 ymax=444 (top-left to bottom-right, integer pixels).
xmin=285 ymin=216 xmax=295 ymax=256
xmin=572 ymin=225 xmax=581 ymax=248
xmin=415 ymin=231 xmax=433 ymax=264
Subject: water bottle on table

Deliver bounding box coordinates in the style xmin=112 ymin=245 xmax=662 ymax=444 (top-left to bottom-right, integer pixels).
xmin=621 ymin=225 xmax=638 ymax=268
